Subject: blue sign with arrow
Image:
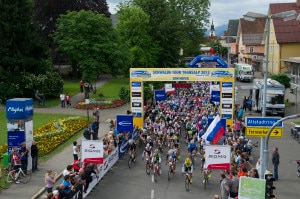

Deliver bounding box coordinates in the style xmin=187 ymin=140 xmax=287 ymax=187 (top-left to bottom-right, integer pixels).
xmin=245 ymin=117 xmax=283 ymax=127
xmin=154 ymin=90 xmax=166 ymax=101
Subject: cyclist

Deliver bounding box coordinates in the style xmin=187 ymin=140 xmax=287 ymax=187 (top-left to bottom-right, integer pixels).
xmin=143 ymin=143 xmax=153 ymax=161
xmin=182 ymin=158 xmax=193 ymax=183
xmin=188 ymin=139 xmax=197 ymax=153
xmin=11 ymin=149 xmax=21 ymax=183
xmin=151 ymin=149 xmax=162 ymax=175
xmin=128 ymin=139 xmax=136 ymax=162
xmin=166 ymin=146 xmax=177 ymax=173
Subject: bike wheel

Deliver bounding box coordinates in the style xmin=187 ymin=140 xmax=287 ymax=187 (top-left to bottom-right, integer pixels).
xmin=146 ymin=163 xmax=150 ymax=175
xmin=185 ymin=175 xmax=190 ymax=191
xmin=128 ymin=156 xmax=132 ymax=168
xmin=19 ymin=171 xmax=31 ymax=184
xmin=5 ymin=173 xmax=14 ymax=188
xmin=168 ymin=170 xmax=171 ymax=181
xmin=154 ymin=169 xmax=158 ymax=182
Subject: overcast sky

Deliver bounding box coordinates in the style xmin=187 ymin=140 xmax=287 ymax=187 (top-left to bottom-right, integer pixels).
xmin=107 ymin=0 xmax=295 ymax=26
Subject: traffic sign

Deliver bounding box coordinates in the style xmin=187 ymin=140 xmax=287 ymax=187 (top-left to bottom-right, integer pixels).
xmin=246 ymin=127 xmax=283 ymax=138
xmin=245 ymin=117 xmax=283 ymax=127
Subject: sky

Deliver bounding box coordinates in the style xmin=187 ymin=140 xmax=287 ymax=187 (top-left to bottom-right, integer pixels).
xmin=107 ymin=0 xmax=295 ymax=26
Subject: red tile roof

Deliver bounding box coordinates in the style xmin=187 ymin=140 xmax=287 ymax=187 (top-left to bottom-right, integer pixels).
xmin=270 ymin=3 xmax=300 ymax=43
xmin=240 ymin=18 xmax=266 ymax=45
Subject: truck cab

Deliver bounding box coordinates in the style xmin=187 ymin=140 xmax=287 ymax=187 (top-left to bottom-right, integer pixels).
xmin=234 ymin=63 xmax=253 ymax=82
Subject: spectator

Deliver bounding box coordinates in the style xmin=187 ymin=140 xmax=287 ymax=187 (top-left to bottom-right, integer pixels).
xmin=60 ymin=92 xmax=66 ymax=108
xmin=31 ymin=140 xmax=39 ymax=172
xmin=11 ymin=148 xmax=21 ymax=183
xmin=93 ymin=108 xmax=100 ymax=122
xmin=229 ymin=170 xmax=239 ymax=198
xmin=242 ymin=96 xmax=248 ymax=111
xmin=272 ymin=147 xmax=280 ymax=181
xmin=73 ymin=159 xmax=81 ymax=173
xmin=51 ymin=190 xmax=60 ymax=199
xmin=56 ymin=184 xmax=67 ymax=199
xmin=91 ymin=117 xmax=99 ymax=140
xmin=35 ymin=89 xmax=43 ymax=105
xmin=81 ymin=163 xmax=98 ymax=193
xmin=18 ymin=142 xmax=29 ymax=174
xmin=80 ymin=80 xmax=84 ymax=92
xmin=213 ymin=195 xmax=220 ymax=199
xmin=61 ymin=175 xmax=72 ymax=196
xmin=83 ymin=125 xmax=92 ymax=140
xmin=72 ymin=141 xmax=80 ymax=160
xmin=220 ymin=173 xmax=230 ymax=199
xmin=247 ymin=96 xmax=252 ymax=115
xmin=45 ymin=169 xmax=57 ymax=193
xmin=65 ymin=93 xmax=71 ymax=108
xmin=238 ymin=167 xmax=248 ymax=178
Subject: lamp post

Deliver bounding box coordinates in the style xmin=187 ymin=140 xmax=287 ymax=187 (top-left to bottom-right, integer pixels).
xmin=243 ymin=10 xmax=298 ymax=179
xmin=227 ymin=28 xmax=230 ymax=66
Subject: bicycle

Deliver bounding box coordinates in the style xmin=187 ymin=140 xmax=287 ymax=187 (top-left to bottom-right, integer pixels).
xmin=203 ymin=168 xmax=211 ymax=190
xmin=145 ymin=156 xmax=151 ymax=175
xmin=184 ymin=173 xmax=192 ymax=191
xmin=5 ymin=167 xmax=31 ymax=186
xmin=153 ymin=163 xmax=159 ymax=182
xmin=128 ymin=151 xmax=136 ymax=169
xmin=167 ymin=161 xmax=175 ymax=181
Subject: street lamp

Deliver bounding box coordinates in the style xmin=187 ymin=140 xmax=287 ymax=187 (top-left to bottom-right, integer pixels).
xmin=243 ymin=9 xmax=298 ymax=179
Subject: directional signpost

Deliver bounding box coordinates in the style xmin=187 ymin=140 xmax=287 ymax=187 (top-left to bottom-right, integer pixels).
xmin=245 ymin=117 xmax=283 ymax=138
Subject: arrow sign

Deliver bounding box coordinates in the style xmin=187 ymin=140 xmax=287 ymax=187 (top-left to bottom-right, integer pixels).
xmin=274 ymin=130 xmax=279 ymax=135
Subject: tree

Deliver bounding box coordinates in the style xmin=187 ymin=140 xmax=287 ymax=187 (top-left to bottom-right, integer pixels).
xmin=116 ymin=5 xmax=159 ymax=71
xmin=52 ymin=10 xmax=128 ymax=82
xmin=0 ymin=0 xmax=59 ymax=102
xmin=269 ymin=73 xmax=291 ymax=89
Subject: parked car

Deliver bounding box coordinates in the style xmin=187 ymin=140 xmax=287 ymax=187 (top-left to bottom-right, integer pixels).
xmin=291 ymin=125 xmax=300 ymax=141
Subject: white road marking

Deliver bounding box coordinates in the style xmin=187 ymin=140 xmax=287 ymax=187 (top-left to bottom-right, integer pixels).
xmin=152 ymin=174 xmax=154 ymax=183
xmin=151 ymin=189 xmax=154 ymax=199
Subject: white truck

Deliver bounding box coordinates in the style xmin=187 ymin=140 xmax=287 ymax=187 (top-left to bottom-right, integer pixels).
xmin=252 ymin=78 xmax=285 ymax=117
xmin=234 ymin=63 xmax=253 ymax=82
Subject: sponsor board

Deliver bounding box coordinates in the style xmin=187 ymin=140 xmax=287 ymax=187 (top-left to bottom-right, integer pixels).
xmin=132 ymin=92 xmax=141 ymax=97
xmin=132 ymin=97 xmax=142 ymax=102
xmin=222 ymin=87 xmax=233 ymax=93
xmin=222 ymin=82 xmax=233 ymax=87
xmin=221 ymin=109 xmax=232 ymax=114
xmin=81 ymin=140 xmax=104 ymax=164
xmin=132 ymin=107 xmax=142 ymax=113
xmin=221 ymin=98 xmax=233 ymax=104
xmin=131 ymin=87 xmax=142 ymax=92
xmin=116 ymin=115 xmax=133 ymax=132
xmin=222 ymin=114 xmax=233 ymax=119
xmin=205 ymin=145 xmax=231 ymax=170
xmin=6 ymin=98 xmax=33 ymax=119
xmin=132 ymin=102 xmax=142 ymax=107
xmin=211 ymin=91 xmax=220 ymax=102
xmin=131 ymin=82 xmax=142 ymax=87
xmin=222 ymin=104 xmax=232 ymax=109
xmin=246 ymin=127 xmax=283 ymax=138
xmin=154 ymin=90 xmax=166 ymax=101
xmin=222 ymin=93 xmax=232 ymax=98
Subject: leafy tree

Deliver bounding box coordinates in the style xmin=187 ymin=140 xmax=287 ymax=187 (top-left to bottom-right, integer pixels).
xmin=52 ymin=10 xmax=128 ymax=82
xmin=0 ymin=0 xmax=60 ymax=102
xmin=116 ymin=5 xmax=159 ymax=71
xmin=119 ymin=86 xmax=130 ymax=102
xmin=269 ymin=73 xmax=291 ymax=89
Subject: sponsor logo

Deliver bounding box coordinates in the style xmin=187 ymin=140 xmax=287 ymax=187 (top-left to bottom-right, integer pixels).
xmin=120 ymin=141 xmax=129 ymax=153
xmin=222 ymin=109 xmax=232 ymax=114
xmin=131 ymin=82 xmax=141 ymax=87
xmin=25 ymin=105 xmax=33 ymax=112
xmin=118 ymin=121 xmax=132 ymax=126
xmin=89 ymin=144 xmax=95 ymax=149
xmin=108 ymin=150 xmax=118 ymax=164
xmin=132 ymin=108 xmax=142 ymax=112
xmin=222 ymin=104 xmax=232 ymax=109
xmin=132 ymin=92 xmax=141 ymax=97
xmin=131 ymin=87 xmax=141 ymax=91
xmin=222 ymin=87 xmax=233 ymax=93
xmin=103 ymin=161 xmax=109 ymax=170
xmin=132 ymin=97 xmax=142 ymax=102
xmin=131 ymin=70 xmax=151 ymax=78
xmin=7 ymin=107 xmax=24 ymax=114
xmin=211 ymin=70 xmax=233 ymax=77
xmin=221 ymin=98 xmax=233 ymax=103
xmin=222 ymin=114 xmax=233 ymax=119
xmin=132 ymin=102 xmax=142 ymax=107
xmin=155 ymin=94 xmax=165 ymax=97
xmin=214 ymin=149 xmax=221 ymax=154
xmin=212 ymin=94 xmax=220 ymax=99
xmin=208 ymin=154 xmax=227 ymax=159
xmin=222 ymin=82 xmax=232 ymax=87
xmin=222 ymin=93 xmax=232 ymax=98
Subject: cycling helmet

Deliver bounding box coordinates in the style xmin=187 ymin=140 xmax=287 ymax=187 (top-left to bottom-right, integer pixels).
xmin=146 ymin=143 xmax=150 ymax=148
xmin=128 ymin=139 xmax=134 ymax=145
xmin=147 ymin=136 xmax=151 ymax=140
xmin=185 ymin=158 xmax=191 ymax=167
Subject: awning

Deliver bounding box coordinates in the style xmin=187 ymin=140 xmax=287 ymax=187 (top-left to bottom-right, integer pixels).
xmin=267 ymin=90 xmax=284 ymax=95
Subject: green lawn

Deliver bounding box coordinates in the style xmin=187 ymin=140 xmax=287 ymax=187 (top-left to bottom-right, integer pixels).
xmin=90 ymin=77 xmax=129 ymax=98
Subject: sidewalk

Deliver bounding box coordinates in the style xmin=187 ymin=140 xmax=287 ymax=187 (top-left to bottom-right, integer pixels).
xmin=0 ymin=75 xmax=129 ymax=199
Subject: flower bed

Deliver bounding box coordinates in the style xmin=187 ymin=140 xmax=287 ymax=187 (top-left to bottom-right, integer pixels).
xmin=0 ymin=117 xmax=88 ymax=161
xmin=75 ymin=98 xmax=126 ymax=109
xmin=34 ymin=117 xmax=88 ymax=156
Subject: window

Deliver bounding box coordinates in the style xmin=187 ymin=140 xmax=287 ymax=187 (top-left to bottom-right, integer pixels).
xmin=249 ymin=46 xmax=254 ymax=53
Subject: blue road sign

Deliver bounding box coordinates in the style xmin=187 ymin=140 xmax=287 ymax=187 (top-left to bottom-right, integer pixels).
xmin=245 ymin=117 xmax=283 ymax=127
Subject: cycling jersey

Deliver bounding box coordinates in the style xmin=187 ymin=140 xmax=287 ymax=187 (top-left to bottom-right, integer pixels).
xmin=129 ymin=143 xmax=136 ymax=151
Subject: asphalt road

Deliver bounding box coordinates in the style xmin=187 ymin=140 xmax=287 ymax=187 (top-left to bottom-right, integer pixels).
xmin=86 ymin=77 xmax=300 ymax=199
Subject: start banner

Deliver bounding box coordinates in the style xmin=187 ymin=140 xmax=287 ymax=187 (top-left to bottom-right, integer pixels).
xmin=81 ymin=140 xmax=103 ymax=164
xmin=205 ymin=145 xmax=231 ymax=171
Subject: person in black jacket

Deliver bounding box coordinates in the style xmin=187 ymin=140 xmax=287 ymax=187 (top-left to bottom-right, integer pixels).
xmin=31 ymin=140 xmax=39 ymax=172
xmin=81 ymin=163 xmax=98 ymax=193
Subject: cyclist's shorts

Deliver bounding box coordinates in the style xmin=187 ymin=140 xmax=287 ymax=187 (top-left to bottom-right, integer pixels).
xmin=184 ymin=166 xmax=192 ymax=173
xmin=13 ymin=165 xmax=21 ymax=171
